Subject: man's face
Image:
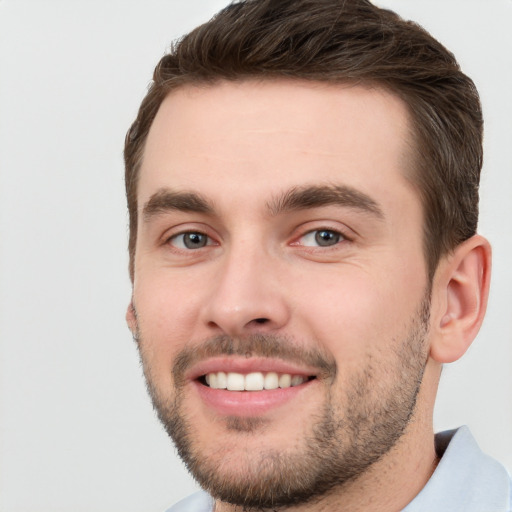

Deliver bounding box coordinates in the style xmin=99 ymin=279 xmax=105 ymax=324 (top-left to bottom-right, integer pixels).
xmin=128 ymin=80 xmax=432 ymax=507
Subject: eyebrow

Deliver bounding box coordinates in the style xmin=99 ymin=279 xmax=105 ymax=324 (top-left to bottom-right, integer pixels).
xmin=266 ymin=184 xmax=384 ymax=219
xmin=142 ymin=189 xmax=214 ymax=221
xmin=142 ymin=184 xmax=384 ymax=222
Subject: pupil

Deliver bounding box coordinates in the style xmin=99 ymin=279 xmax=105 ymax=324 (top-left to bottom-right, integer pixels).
xmin=184 ymin=233 xmax=206 ymax=249
xmin=315 ymin=230 xmax=339 ymax=246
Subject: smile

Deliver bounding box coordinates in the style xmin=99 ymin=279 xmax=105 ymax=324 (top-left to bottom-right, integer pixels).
xmin=188 ymin=357 xmax=321 ymax=415
xmin=202 ymin=371 xmax=312 ymax=391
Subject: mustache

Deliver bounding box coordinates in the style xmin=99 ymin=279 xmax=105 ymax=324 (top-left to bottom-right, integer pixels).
xmin=172 ymin=334 xmax=337 ymax=385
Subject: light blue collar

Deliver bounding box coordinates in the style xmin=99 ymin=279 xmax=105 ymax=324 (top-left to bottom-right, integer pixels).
xmin=403 ymin=426 xmax=511 ymax=512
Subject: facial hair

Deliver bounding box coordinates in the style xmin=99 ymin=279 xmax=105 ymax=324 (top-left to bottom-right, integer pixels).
xmin=135 ymin=295 xmax=430 ymax=510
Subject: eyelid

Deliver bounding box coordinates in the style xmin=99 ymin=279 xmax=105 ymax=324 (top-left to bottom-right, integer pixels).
xmin=300 ymin=229 xmax=344 ymax=247
xmin=168 ymin=232 xmax=216 ymax=250
xmin=290 ymin=222 xmax=354 ymax=247
xmin=161 ymin=224 xmax=220 ymax=249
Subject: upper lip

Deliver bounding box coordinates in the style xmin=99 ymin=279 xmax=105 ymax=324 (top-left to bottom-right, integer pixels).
xmin=186 ymin=356 xmax=319 ymax=382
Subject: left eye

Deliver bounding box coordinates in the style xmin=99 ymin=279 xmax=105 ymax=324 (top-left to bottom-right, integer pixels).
xmin=299 ymin=229 xmax=344 ymax=247
xmin=169 ymin=232 xmax=213 ymax=250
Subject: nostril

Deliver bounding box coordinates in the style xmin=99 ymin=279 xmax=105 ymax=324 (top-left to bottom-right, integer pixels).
xmin=254 ymin=318 xmax=269 ymax=324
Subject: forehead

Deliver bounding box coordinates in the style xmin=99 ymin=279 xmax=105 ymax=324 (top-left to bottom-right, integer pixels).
xmin=138 ymin=79 xmax=417 ymax=214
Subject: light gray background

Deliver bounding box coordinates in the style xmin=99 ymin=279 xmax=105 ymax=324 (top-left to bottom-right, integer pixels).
xmin=0 ymin=1 xmax=510 ymax=511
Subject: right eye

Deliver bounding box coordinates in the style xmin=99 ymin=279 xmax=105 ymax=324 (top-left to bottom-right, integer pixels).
xmin=299 ymin=229 xmax=344 ymax=247
xmin=168 ymin=232 xmax=214 ymax=250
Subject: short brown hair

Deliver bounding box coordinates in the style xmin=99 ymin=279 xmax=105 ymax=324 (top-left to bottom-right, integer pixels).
xmin=125 ymin=0 xmax=483 ymax=281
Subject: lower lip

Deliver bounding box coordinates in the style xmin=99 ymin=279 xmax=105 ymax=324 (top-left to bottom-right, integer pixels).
xmin=193 ymin=380 xmax=314 ymax=417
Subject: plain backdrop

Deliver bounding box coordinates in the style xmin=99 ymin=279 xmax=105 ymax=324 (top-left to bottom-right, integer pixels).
xmin=0 ymin=1 xmax=511 ymax=511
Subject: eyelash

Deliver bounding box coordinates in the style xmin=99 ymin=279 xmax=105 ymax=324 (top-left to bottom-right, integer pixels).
xmin=165 ymin=227 xmax=349 ymax=251
xmin=166 ymin=231 xmax=217 ymax=250
xmin=295 ymin=228 xmax=348 ymax=248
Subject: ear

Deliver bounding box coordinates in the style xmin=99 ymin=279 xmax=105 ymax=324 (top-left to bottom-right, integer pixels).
xmin=126 ymin=300 xmax=138 ymax=337
xmin=429 ymin=235 xmax=491 ymax=364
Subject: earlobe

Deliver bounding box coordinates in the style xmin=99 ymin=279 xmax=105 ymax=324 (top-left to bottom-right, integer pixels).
xmin=430 ymin=235 xmax=491 ymax=364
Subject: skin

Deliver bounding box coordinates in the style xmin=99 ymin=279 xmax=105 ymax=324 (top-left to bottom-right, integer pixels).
xmin=127 ymin=80 xmax=491 ymax=511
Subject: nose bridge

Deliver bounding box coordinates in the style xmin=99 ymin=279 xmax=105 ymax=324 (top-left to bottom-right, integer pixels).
xmin=203 ymin=235 xmax=289 ymax=335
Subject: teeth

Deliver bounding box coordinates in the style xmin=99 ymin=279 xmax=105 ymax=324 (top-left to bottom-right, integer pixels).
xmin=279 ymin=374 xmax=291 ymax=388
xmin=264 ymin=372 xmax=279 ymax=390
xmin=205 ymin=371 xmax=307 ymax=391
xmin=226 ymin=372 xmax=245 ymax=391
xmin=216 ymin=371 xmax=227 ymax=389
xmin=291 ymin=375 xmax=305 ymax=387
xmin=245 ymin=372 xmax=264 ymax=391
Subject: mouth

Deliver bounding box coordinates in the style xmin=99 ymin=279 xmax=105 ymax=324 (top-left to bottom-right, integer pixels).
xmin=188 ymin=358 xmax=319 ymax=417
xmin=200 ymin=371 xmax=315 ymax=391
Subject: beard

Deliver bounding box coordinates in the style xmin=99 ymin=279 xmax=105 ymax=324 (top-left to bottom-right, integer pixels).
xmin=135 ymin=294 xmax=430 ymax=511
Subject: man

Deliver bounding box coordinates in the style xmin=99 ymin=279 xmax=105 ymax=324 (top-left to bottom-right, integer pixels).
xmin=123 ymin=0 xmax=511 ymax=510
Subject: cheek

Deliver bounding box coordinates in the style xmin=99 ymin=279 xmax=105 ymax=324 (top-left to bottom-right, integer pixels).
xmin=291 ymin=263 xmax=425 ymax=362
xmin=135 ymin=266 xmax=204 ymax=324
xmin=133 ymin=274 xmax=205 ymax=373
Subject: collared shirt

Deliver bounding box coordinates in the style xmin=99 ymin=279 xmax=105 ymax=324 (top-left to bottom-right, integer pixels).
xmin=166 ymin=426 xmax=511 ymax=512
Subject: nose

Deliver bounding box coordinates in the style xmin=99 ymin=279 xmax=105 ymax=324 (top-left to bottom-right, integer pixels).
xmin=200 ymin=241 xmax=291 ymax=337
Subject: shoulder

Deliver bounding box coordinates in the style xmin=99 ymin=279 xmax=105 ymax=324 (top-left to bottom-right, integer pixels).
xmin=164 ymin=490 xmax=214 ymax=512
xmin=404 ymin=426 xmax=511 ymax=512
